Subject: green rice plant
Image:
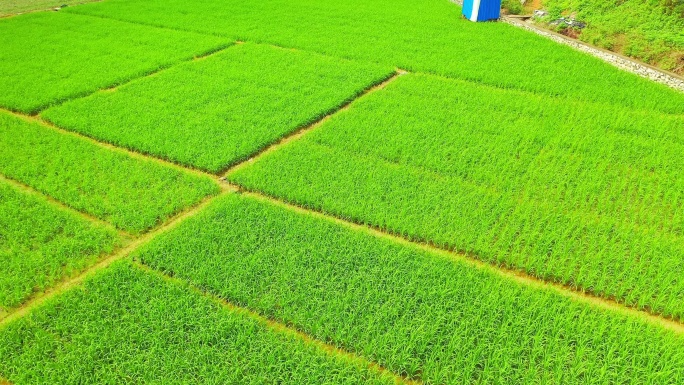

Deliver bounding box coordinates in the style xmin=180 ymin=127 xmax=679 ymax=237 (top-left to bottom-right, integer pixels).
xmin=66 ymin=0 xmax=684 ymax=114
xmin=0 ymin=262 xmax=395 ymax=385
xmin=42 ymin=43 xmax=394 ymax=173
xmin=229 ymin=73 xmax=684 ymax=319
xmin=0 ymin=111 xmax=219 ymax=234
xmin=0 ymin=179 xmax=119 ymax=313
xmin=0 ymin=11 xmax=229 ymax=114
xmin=133 ymin=193 xmax=684 ymax=384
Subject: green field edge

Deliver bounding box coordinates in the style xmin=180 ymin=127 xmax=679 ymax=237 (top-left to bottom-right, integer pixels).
xmin=33 ymin=41 xmax=235 ymax=117
xmin=228 ymin=185 xmax=684 ymax=335
xmin=3 ymin=52 xmax=682 ymax=335
xmin=130 ymin=260 xmax=418 ymax=385
xmin=0 ymin=176 xmax=130 ymax=319
xmin=1 ymin=108 xmax=215 ymax=183
xmin=17 ymin=34 xmax=236 ymax=117
xmin=5 ymin=98 xmax=683 ymax=333
xmin=0 ymin=173 xmax=129 ymax=239
xmin=62 ymin=4 xmax=684 ymax=115
xmin=0 ymin=186 xmax=232 ymax=327
xmin=32 ymin=72 xmax=403 ymax=178
xmin=6 ymin=100 xmax=683 ymax=333
xmin=8 ymin=12 xmax=234 ymax=116
xmin=215 ymin=70 xmax=404 ymax=176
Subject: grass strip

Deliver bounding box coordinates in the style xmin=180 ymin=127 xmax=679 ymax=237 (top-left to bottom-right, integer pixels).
xmin=229 ymin=73 xmax=684 ymax=320
xmin=0 ymin=111 xmax=219 ymax=233
xmin=0 ymin=179 xmax=119 ymax=314
xmin=0 ymin=11 xmax=228 ymax=113
xmin=0 ymin=0 xmax=97 ymax=17
xmin=540 ymin=0 xmax=684 ymax=73
xmin=0 ymin=261 xmax=396 ymax=385
xmin=42 ymin=43 xmax=394 ymax=173
xmin=66 ymin=0 xmax=684 ymax=114
xmin=133 ymin=193 xmax=684 ymax=384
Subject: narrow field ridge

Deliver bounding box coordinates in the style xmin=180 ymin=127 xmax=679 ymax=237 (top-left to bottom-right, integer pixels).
xmin=5 ymin=99 xmax=682 ymax=337
xmin=0 ymin=189 xmax=230 ymax=326
xmin=233 ymin=186 xmax=684 ymax=336
xmin=4 ymin=63 xmax=682 ymax=339
xmin=63 ymin=0 xmax=684 ymax=115
xmin=2 ymin=108 xmax=214 ymax=180
xmin=42 ymin=43 xmax=393 ymax=173
xmin=132 ymin=261 xmax=420 ymax=385
xmin=3 ymin=66 xmax=400 ymax=182
xmin=224 ymin=70 xmax=406 ymax=176
xmin=5 ymin=103 xmax=681 ymax=335
xmin=5 ymin=3 xmax=684 ymax=382
xmin=30 ymin=5 xmax=684 ymax=114
xmin=34 ymin=42 xmax=235 ymax=115
xmin=0 ymin=173 xmax=129 ymax=239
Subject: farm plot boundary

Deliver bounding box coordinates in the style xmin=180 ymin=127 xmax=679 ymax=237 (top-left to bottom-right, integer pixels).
xmin=0 ymin=57 xmax=398 ymax=323
xmin=2 ymin=62 xmax=683 ymax=336
xmin=0 ymin=174 xmax=126 ymax=238
xmin=132 ymin=261 xmax=421 ymax=385
xmin=233 ymin=188 xmax=684 ymax=336
xmin=3 ymin=34 xmax=684 ymax=385
xmin=25 ymin=43 xmax=235 ymax=117
xmin=8 ymin=8 xmax=682 ymax=118
xmin=62 ymin=0 xmax=684 ymax=115
xmin=0 ymin=185 xmax=228 ymax=326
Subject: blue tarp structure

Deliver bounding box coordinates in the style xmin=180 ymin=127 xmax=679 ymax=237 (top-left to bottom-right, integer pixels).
xmin=462 ymin=0 xmax=502 ymax=22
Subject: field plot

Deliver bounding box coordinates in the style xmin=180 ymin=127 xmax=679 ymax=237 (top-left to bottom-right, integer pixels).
xmin=66 ymin=0 xmax=684 ymax=114
xmin=43 ymin=43 xmax=394 ymax=172
xmin=0 ymin=111 xmax=219 ymax=233
xmin=132 ymin=193 xmax=684 ymax=384
xmin=230 ymin=73 xmax=684 ymax=319
xmin=0 ymin=11 xmax=228 ymax=113
xmin=0 ymin=262 xmax=395 ymax=385
xmin=2 ymin=0 xmax=684 ymax=383
xmin=0 ymin=179 xmax=119 ymax=314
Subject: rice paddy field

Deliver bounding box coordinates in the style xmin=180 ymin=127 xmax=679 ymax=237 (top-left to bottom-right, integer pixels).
xmin=2 ymin=0 xmax=684 ymax=383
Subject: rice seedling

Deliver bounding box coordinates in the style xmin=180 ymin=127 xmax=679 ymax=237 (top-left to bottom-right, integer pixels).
xmin=42 ymin=43 xmax=394 ymax=173
xmin=0 ymin=261 xmax=396 ymax=385
xmin=0 ymin=180 xmax=119 ymax=313
xmin=66 ymin=0 xmax=684 ymax=114
xmin=0 ymin=111 xmax=219 ymax=234
xmin=229 ymin=73 xmax=684 ymax=319
xmin=2 ymin=1 xmax=683 ymax=382
xmin=133 ymin=193 xmax=684 ymax=384
xmin=0 ymin=11 xmax=228 ymax=114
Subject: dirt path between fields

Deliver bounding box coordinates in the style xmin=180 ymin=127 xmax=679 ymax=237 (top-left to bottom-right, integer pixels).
xmin=134 ymin=261 xmax=421 ymax=385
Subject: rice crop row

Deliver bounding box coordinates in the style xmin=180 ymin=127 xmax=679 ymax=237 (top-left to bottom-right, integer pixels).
xmin=42 ymin=43 xmax=394 ymax=173
xmin=131 ymin=193 xmax=684 ymax=384
xmin=0 ymin=179 xmax=119 ymax=313
xmin=0 ymin=11 xmax=228 ymax=114
xmin=66 ymin=0 xmax=684 ymax=114
xmin=0 ymin=111 xmax=219 ymax=234
xmin=229 ymin=73 xmax=684 ymax=319
xmin=0 ymin=262 xmax=396 ymax=385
